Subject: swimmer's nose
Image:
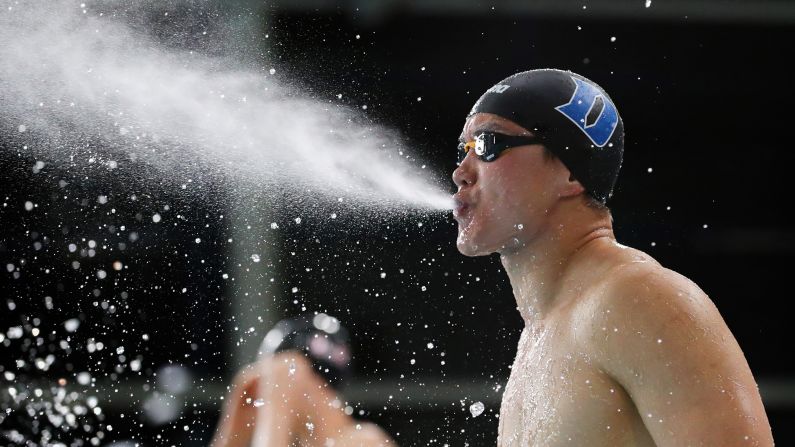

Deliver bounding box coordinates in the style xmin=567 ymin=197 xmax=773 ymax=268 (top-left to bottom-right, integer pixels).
xmin=453 ymin=154 xmax=476 ymax=189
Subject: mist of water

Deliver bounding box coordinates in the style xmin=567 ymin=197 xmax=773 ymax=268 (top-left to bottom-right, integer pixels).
xmin=0 ymin=0 xmax=453 ymax=212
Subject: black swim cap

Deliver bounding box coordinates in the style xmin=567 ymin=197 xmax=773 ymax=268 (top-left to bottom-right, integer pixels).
xmin=259 ymin=313 xmax=352 ymax=390
xmin=468 ymin=69 xmax=624 ymax=203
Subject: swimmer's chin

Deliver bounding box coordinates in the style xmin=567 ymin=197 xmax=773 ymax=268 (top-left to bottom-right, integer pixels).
xmin=456 ymin=234 xmax=494 ymax=257
xmin=456 ymin=243 xmax=480 ymax=257
xmin=457 ymin=228 xmax=523 ymax=257
xmin=456 ymin=232 xmax=478 ymax=257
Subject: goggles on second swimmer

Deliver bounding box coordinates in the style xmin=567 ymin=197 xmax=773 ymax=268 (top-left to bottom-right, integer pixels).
xmin=457 ymin=132 xmax=545 ymax=165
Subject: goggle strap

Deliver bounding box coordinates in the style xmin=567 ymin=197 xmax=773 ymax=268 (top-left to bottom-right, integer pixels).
xmin=486 ymin=134 xmax=544 ymax=150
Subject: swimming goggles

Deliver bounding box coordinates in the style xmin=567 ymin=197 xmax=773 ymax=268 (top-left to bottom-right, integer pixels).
xmin=457 ymin=132 xmax=544 ymax=165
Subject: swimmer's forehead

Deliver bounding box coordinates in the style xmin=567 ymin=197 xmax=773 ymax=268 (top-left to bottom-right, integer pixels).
xmin=459 ymin=113 xmax=533 ymax=142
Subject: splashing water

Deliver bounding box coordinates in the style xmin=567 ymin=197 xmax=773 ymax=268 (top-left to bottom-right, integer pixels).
xmin=470 ymin=401 xmax=485 ymax=417
xmin=0 ymin=1 xmax=453 ymax=212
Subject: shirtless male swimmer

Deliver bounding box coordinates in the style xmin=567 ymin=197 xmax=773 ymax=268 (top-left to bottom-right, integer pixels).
xmin=210 ymin=314 xmax=395 ymax=447
xmin=452 ymin=69 xmax=774 ymax=446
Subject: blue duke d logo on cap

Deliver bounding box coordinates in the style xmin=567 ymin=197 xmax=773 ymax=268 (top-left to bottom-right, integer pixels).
xmin=555 ymin=77 xmax=618 ymax=148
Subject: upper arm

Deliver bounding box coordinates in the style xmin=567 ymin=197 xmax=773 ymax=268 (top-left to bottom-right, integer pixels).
xmin=251 ymin=354 xmax=312 ymax=447
xmin=210 ymin=364 xmax=261 ymax=447
xmin=587 ymin=267 xmax=773 ymax=446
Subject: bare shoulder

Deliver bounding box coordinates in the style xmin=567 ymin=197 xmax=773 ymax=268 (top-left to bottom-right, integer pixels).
xmin=573 ymin=249 xmax=773 ymax=445
xmin=577 ymin=254 xmax=729 ymax=365
xmin=568 ymin=244 xmax=714 ymax=345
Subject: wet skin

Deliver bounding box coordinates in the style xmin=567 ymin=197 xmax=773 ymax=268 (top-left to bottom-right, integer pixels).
xmin=453 ymin=113 xmax=773 ymax=446
xmin=210 ymin=352 xmax=394 ymax=447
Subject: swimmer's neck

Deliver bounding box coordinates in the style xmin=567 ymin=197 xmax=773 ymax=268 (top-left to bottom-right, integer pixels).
xmin=499 ymin=207 xmax=615 ymax=325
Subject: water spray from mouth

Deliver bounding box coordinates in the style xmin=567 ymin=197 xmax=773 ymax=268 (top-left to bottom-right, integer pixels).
xmin=0 ymin=0 xmax=453 ymax=212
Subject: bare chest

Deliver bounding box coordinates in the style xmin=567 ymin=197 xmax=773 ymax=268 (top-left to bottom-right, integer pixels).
xmin=497 ymin=327 xmax=655 ymax=447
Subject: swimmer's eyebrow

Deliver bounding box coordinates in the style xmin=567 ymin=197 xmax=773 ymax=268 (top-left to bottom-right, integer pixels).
xmin=458 ymin=123 xmax=503 ymax=143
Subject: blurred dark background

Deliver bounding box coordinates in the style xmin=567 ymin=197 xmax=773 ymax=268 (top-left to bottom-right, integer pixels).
xmin=2 ymin=1 xmax=794 ymax=445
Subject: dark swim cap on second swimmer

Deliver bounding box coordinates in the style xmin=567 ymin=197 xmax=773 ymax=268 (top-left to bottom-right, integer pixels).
xmin=259 ymin=313 xmax=352 ymax=390
xmin=468 ymin=69 xmax=624 ymax=204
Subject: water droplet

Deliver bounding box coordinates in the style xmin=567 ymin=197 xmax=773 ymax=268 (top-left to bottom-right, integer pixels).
xmin=152 ymin=213 xmax=161 ymax=223
xmin=251 ymin=254 xmax=261 ymax=263
xmin=64 ymin=318 xmax=80 ymax=333
xmin=469 ymin=401 xmax=485 ymax=417
xmin=77 ymin=372 xmax=91 ymax=385
xmin=253 ymin=399 xmax=265 ymax=407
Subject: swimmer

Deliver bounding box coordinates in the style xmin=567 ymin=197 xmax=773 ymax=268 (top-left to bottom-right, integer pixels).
xmin=210 ymin=314 xmax=395 ymax=447
xmin=453 ymin=69 xmax=774 ymax=446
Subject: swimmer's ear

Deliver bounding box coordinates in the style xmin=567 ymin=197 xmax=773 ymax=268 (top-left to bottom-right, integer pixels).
xmin=555 ymin=163 xmax=586 ymax=199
